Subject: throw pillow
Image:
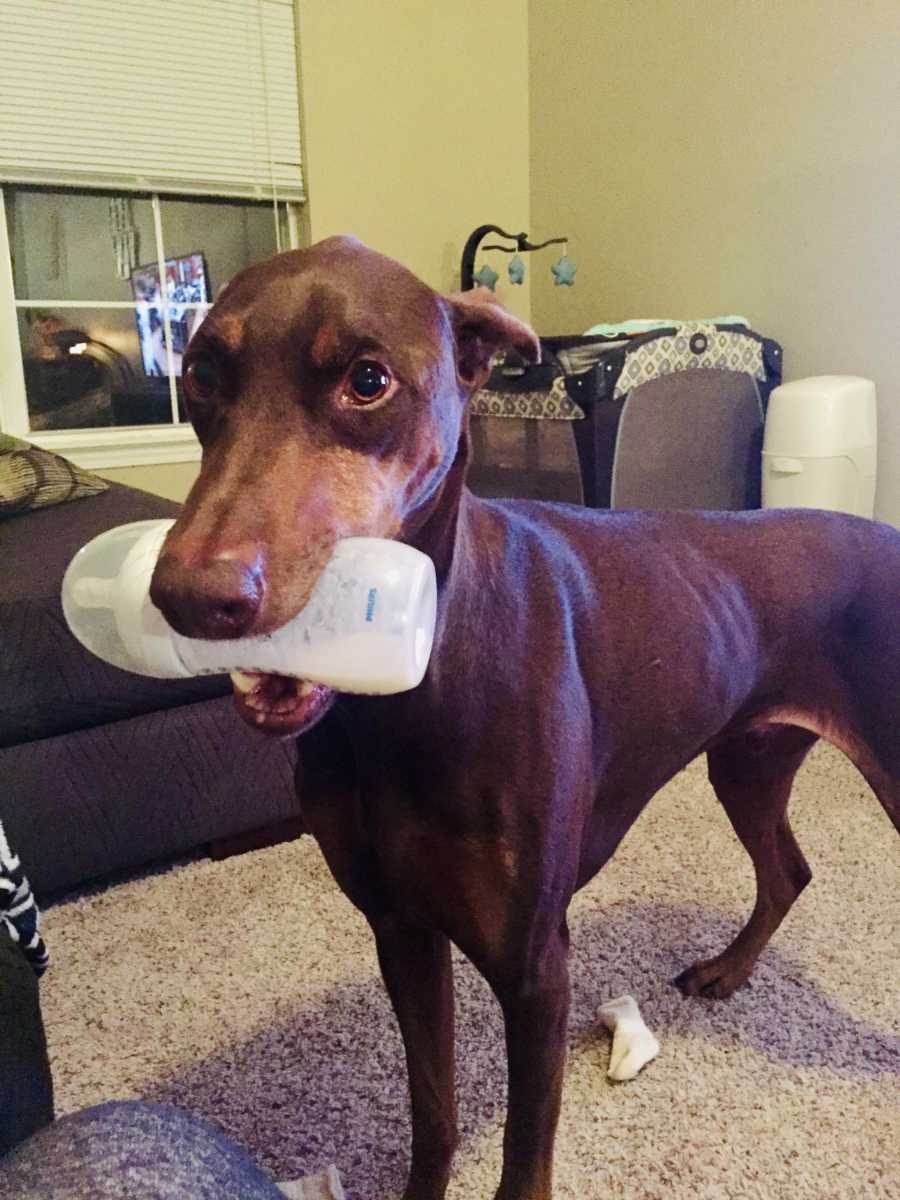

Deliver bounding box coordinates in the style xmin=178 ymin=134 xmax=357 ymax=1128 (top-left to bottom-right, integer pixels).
xmin=0 ymin=434 xmax=108 ymax=517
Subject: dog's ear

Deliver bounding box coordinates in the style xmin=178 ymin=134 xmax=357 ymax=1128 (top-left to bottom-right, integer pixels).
xmin=446 ymin=288 xmax=541 ymax=391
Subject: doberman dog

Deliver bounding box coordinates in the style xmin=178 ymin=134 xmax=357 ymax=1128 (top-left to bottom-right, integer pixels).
xmin=150 ymin=237 xmax=899 ymax=1200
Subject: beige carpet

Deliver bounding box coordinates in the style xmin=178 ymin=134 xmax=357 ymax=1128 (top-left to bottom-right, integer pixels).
xmin=40 ymin=744 xmax=898 ymax=1199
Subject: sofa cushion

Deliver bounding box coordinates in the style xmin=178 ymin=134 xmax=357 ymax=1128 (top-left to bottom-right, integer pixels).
xmin=0 ymin=697 xmax=298 ymax=895
xmin=0 ymin=435 xmax=108 ymax=518
xmin=0 ymin=594 xmax=230 ymax=747
xmin=0 ymin=482 xmax=231 ymax=747
xmin=2 ymin=479 xmax=173 ymax=603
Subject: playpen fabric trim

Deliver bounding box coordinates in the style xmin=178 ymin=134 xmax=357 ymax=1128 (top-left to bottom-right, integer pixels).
xmin=472 ymin=374 xmax=586 ymax=421
xmin=472 ymin=324 xmax=772 ymax=421
xmin=612 ymin=324 xmax=768 ymax=401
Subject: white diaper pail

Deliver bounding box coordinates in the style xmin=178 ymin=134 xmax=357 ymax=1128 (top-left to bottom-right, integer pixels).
xmin=762 ymin=376 xmax=877 ymax=517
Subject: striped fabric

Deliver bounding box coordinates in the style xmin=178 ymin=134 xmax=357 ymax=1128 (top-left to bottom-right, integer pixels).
xmin=0 ymin=434 xmax=108 ymax=517
xmin=0 ymin=818 xmax=48 ymax=978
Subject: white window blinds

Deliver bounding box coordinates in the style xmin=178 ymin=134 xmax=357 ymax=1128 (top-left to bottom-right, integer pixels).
xmin=0 ymin=0 xmax=304 ymax=200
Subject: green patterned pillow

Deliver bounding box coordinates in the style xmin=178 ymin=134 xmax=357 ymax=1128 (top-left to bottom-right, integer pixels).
xmin=0 ymin=433 xmax=109 ymax=517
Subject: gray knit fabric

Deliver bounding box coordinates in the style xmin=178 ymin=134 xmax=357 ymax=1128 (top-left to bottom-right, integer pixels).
xmin=0 ymin=1101 xmax=285 ymax=1199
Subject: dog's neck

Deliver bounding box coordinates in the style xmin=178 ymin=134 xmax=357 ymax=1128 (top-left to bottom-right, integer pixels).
xmin=401 ymin=424 xmax=474 ymax=586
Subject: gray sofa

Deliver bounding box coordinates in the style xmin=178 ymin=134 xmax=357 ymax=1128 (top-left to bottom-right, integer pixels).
xmin=0 ymin=481 xmax=299 ymax=897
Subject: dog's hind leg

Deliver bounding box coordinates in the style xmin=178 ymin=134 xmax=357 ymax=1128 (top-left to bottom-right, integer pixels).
xmin=674 ymin=724 xmax=818 ymax=999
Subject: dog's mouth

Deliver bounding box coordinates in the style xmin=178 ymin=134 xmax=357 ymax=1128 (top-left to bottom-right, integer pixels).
xmin=230 ymin=671 xmax=336 ymax=738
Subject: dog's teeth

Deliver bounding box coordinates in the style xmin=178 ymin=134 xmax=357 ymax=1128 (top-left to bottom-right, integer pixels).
xmin=231 ymin=670 xmax=260 ymax=694
xmin=298 ymin=680 xmax=315 ymax=696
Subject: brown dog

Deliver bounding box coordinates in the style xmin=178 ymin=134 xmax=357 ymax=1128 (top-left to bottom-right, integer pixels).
xmin=150 ymin=237 xmax=899 ymax=1200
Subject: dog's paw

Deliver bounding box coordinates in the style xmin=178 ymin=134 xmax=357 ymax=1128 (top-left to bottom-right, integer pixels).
xmin=672 ymin=957 xmax=751 ymax=999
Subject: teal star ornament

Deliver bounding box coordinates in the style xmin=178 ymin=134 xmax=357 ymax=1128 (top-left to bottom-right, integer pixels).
xmin=472 ymin=263 xmax=499 ymax=291
xmin=551 ymin=255 xmax=577 ymax=286
xmin=508 ymin=254 xmax=525 ymax=285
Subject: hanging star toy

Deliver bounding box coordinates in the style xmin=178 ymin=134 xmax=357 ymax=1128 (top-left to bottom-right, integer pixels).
xmin=472 ymin=263 xmax=499 ymax=291
xmin=551 ymin=255 xmax=577 ymax=287
xmin=508 ymin=254 xmax=525 ymax=285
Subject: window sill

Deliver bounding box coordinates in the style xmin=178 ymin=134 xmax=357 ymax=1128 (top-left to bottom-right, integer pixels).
xmin=31 ymin=424 xmax=201 ymax=470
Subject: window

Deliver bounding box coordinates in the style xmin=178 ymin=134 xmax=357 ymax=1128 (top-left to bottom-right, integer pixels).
xmin=2 ymin=186 xmax=295 ymax=450
xmin=0 ymin=0 xmax=304 ymax=467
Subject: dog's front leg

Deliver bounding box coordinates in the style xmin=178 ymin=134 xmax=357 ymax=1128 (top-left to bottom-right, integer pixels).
xmin=371 ymin=918 xmax=458 ymax=1200
xmin=489 ymin=925 xmax=571 ymax=1200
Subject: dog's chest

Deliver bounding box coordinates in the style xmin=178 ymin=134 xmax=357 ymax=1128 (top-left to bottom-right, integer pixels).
xmin=373 ymin=802 xmax=520 ymax=939
xmin=345 ymin=707 xmax=574 ymax=910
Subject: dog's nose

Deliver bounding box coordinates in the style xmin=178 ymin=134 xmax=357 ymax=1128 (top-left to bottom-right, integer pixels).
xmin=150 ymin=551 xmax=264 ymax=640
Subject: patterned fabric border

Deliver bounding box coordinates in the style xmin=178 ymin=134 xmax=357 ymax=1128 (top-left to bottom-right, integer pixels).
xmin=471 ymin=373 xmax=585 ymax=421
xmin=0 ymin=819 xmax=48 ymax=977
xmin=613 ymin=324 xmax=767 ymax=400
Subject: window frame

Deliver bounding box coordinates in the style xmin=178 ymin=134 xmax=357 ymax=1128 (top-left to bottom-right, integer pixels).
xmin=0 ymin=185 xmax=302 ymax=468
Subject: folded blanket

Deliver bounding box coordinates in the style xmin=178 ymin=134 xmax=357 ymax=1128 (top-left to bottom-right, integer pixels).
xmin=0 ymin=820 xmax=48 ymax=977
xmin=584 ymin=315 xmax=749 ymax=337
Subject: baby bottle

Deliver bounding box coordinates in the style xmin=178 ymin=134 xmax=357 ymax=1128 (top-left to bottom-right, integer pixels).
xmin=62 ymin=520 xmax=437 ymax=695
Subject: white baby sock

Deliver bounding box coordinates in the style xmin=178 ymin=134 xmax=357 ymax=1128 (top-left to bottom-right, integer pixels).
xmin=597 ymin=994 xmax=660 ymax=1082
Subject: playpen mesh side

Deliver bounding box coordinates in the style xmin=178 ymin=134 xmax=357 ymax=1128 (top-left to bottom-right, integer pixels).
xmin=468 ymin=414 xmax=583 ymax=505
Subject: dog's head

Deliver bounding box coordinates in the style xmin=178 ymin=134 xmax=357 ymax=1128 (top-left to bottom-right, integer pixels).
xmin=150 ymin=236 xmax=538 ymax=734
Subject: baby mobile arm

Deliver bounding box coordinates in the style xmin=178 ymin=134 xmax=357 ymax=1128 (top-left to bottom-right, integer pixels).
xmin=460 ymin=225 xmax=573 ymax=291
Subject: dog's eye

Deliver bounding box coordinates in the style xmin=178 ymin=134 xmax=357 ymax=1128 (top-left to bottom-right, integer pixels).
xmin=346 ymin=360 xmax=392 ymax=406
xmin=184 ymin=355 xmax=221 ymax=399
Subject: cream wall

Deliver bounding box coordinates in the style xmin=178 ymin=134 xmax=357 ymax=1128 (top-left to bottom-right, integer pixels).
xmin=99 ymin=461 xmax=199 ymax=502
xmin=530 ymin=0 xmax=900 ymax=525
xmin=110 ymin=0 xmax=532 ymax=497
xmin=295 ymin=0 xmax=532 ymax=321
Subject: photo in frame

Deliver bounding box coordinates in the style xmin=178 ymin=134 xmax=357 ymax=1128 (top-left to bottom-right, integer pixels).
xmin=130 ymin=252 xmax=211 ymax=377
